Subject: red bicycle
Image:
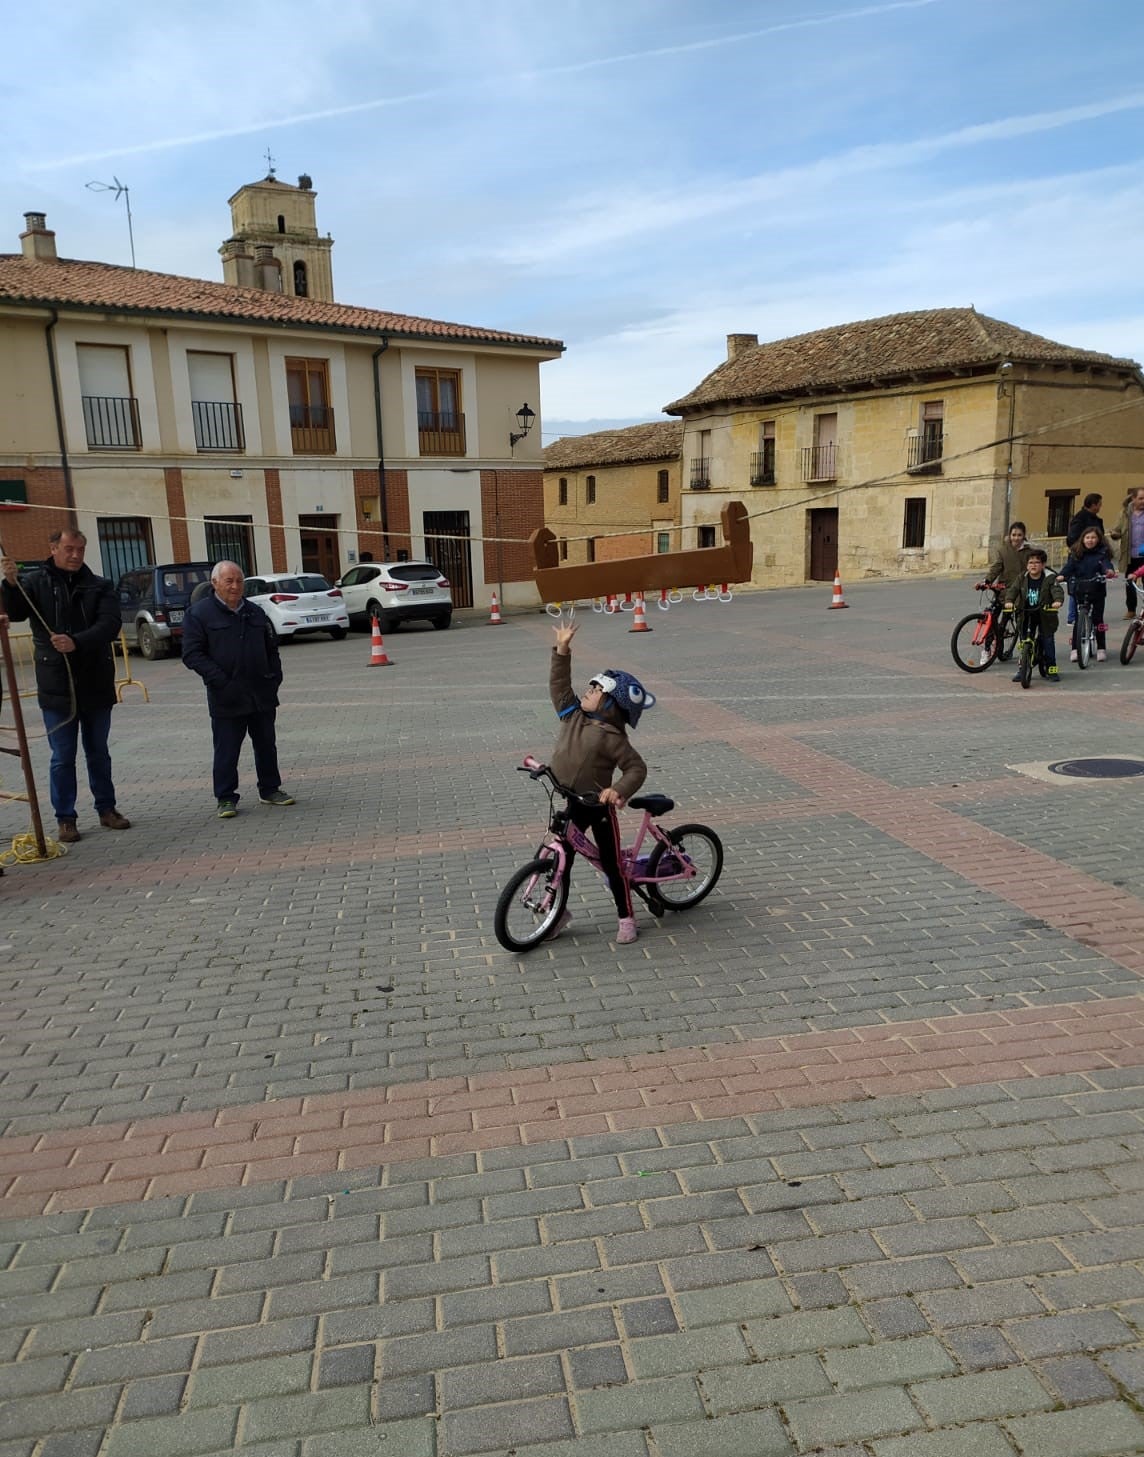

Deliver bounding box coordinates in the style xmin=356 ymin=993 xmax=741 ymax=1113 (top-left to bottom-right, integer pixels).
xmin=951 ymin=581 xmax=1018 ymax=673
xmin=1121 ymin=570 xmax=1144 ymax=664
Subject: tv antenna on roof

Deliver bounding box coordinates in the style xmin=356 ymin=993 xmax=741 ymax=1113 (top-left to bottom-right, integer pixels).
xmin=85 ymin=176 xmax=136 ymax=269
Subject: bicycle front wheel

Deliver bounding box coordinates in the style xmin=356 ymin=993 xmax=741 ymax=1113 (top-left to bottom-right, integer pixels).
xmin=1020 ymin=640 xmax=1034 ymax=689
xmin=951 ymin=613 xmax=998 ymax=673
xmin=494 ymin=854 xmax=568 ymax=952
xmin=1122 ymin=620 xmax=1142 ymax=665
xmin=998 ymin=612 xmax=1018 ymax=661
xmin=1077 ymin=608 xmax=1092 ymax=668
xmin=647 ymin=824 xmax=724 ymax=911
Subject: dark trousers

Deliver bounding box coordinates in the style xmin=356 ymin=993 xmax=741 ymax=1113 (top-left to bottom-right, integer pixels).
xmin=1128 ymin=558 xmax=1144 ymax=613
xmin=562 ymin=800 xmax=633 ymax=918
xmin=210 ymin=709 xmax=281 ymax=803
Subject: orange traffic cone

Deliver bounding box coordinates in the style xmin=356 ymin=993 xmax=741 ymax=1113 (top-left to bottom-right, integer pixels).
xmin=828 ymin=571 xmax=849 ymax=610
xmin=628 ymin=594 xmax=652 ymax=632
xmin=369 ymin=615 xmax=393 ymax=665
xmin=489 ymin=591 xmax=504 ymax=625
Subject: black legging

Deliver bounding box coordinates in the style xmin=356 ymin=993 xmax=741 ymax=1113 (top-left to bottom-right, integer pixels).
xmin=1071 ymin=582 xmax=1108 ymax=650
xmin=1128 ymin=558 xmax=1144 ymax=613
xmin=562 ymin=800 xmax=632 ymax=918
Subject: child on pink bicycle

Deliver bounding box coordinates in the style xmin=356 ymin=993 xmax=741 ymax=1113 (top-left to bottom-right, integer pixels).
xmin=550 ymin=623 xmax=656 ymax=944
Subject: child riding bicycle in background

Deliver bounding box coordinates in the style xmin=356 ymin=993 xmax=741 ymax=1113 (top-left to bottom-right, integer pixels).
xmin=549 ymin=622 xmax=655 ymax=944
xmin=1004 ymin=549 xmax=1065 ymax=683
xmin=1060 ymin=527 xmax=1115 ymax=662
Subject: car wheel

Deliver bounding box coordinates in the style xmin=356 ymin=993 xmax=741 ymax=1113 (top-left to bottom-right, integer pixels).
xmin=367 ymin=600 xmax=395 ymax=633
xmin=137 ymin=623 xmax=164 ymax=660
xmin=431 ymin=613 xmax=452 ymax=631
xmin=329 ymin=627 xmax=348 ymax=640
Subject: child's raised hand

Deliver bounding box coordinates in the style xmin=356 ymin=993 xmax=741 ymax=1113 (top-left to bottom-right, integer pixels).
xmin=553 ymin=623 xmax=579 ymax=652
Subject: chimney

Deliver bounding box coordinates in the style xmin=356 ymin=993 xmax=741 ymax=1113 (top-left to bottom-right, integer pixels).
xmin=726 ymin=333 xmax=758 ymax=361
xmin=20 ymin=211 xmax=57 ymax=262
xmin=254 ymin=244 xmax=283 ymax=293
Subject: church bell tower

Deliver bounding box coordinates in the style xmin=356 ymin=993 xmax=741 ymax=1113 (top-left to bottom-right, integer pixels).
xmin=219 ymin=168 xmax=334 ymax=301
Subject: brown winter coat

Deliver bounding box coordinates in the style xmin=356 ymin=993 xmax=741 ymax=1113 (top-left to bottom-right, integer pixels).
xmin=549 ymin=651 xmax=647 ymax=801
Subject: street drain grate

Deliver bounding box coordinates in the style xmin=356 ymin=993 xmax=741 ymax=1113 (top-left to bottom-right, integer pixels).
xmin=1048 ymin=758 xmax=1144 ymax=779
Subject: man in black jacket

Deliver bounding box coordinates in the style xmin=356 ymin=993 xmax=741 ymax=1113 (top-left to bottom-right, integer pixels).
xmin=182 ymin=560 xmax=295 ymax=818
xmin=0 ymin=529 xmax=131 ymax=843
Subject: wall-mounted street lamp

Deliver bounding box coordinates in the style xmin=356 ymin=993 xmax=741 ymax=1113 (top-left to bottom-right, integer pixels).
xmin=509 ymin=402 xmax=535 ymax=452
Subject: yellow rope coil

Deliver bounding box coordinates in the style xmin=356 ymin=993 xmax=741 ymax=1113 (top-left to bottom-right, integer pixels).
xmin=0 ymin=831 xmax=68 ymax=864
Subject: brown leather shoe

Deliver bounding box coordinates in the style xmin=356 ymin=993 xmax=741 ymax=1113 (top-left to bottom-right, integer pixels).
xmin=99 ymin=810 xmax=131 ymax=830
xmin=58 ymin=819 xmax=81 ymax=844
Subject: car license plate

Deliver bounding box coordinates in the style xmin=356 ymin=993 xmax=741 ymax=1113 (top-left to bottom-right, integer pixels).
xmin=169 ymin=609 xmax=184 ymax=624
xmin=412 ymin=586 xmax=434 ymax=596
xmin=304 ymin=614 xmax=329 ymax=624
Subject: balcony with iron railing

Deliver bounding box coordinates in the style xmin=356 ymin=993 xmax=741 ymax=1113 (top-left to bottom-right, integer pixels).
xmin=750 ymin=449 xmax=776 ymax=486
xmin=82 ymin=395 xmax=140 ymax=450
xmin=907 ymin=432 xmax=944 ymax=473
xmin=193 ymin=400 xmax=246 ymax=452
xmin=690 ymin=457 xmax=711 ymax=490
xmin=801 ymin=442 xmax=836 ymax=482
xmin=289 ymin=402 xmax=336 ymax=455
xmin=418 ymin=410 xmax=466 ymax=456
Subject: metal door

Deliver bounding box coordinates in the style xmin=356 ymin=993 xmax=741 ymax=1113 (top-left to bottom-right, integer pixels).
xmin=808 ymin=508 xmax=838 ymax=581
xmin=422 ymin=510 xmax=473 ymax=608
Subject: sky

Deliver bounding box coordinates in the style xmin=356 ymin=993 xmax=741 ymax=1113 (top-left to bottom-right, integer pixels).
xmin=4 ymin=0 xmax=1143 ymax=442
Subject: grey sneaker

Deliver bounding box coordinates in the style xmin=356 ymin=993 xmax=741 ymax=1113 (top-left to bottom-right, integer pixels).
xmin=259 ymin=790 xmax=296 ymax=806
xmin=217 ymin=799 xmax=238 ymax=819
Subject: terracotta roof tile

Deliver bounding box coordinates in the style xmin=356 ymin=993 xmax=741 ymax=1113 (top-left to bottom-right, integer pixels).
xmin=665 ymin=307 xmax=1139 ymax=413
xmin=0 ymin=255 xmax=563 ymax=351
xmin=543 ymin=420 xmax=682 ymax=469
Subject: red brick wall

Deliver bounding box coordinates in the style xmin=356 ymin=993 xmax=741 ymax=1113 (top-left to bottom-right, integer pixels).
xmin=480 ymin=468 xmax=544 ymax=583
xmin=164 ymin=468 xmax=190 ymax=560
xmin=0 ymin=468 xmax=71 ymax=562
xmin=353 ymin=467 xmax=411 ymax=561
xmin=264 ymin=469 xmax=287 ymax=572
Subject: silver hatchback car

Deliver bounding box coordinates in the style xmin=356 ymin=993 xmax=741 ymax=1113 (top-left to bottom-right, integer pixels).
xmin=336 ymin=560 xmax=452 ymax=632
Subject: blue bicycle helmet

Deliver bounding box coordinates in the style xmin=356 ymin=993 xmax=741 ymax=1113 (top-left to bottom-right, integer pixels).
xmin=588 ymin=669 xmax=656 ymax=729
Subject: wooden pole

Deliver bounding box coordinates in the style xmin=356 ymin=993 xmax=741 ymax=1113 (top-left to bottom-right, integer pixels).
xmin=0 ymin=614 xmax=48 ymax=860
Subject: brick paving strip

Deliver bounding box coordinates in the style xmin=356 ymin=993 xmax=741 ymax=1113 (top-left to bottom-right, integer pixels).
xmin=2 ymin=996 xmax=1142 ymax=1217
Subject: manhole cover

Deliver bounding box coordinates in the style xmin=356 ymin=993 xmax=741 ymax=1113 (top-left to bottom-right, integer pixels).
xmin=1047 ymin=758 xmax=1144 ymax=779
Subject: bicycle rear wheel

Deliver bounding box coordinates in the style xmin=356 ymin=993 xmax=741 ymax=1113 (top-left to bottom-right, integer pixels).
xmin=494 ymin=853 xmax=568 ymax=952
xmin=646 ymin=824 xmax=724 ymax=911
xmin=951 ymin=613 xmax=998 ymax=673
xmin=1121 ymin=620 xmax=1142 ymax=665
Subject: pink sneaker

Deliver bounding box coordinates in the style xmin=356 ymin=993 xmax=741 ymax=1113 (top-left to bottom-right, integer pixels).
xmin=616 ymin=917 xmax=638 ymax=945
xmin=548 ymin=910 xmax=573 ymax=939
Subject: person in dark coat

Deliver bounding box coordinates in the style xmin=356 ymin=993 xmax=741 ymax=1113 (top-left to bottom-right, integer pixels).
xmin=182 ymin=560 xmax=294 ymax=818
xmin=0 ymin=528 xmax=131 ymax=842
xmin=1065 ymin=492 xmax=1105 ymax=547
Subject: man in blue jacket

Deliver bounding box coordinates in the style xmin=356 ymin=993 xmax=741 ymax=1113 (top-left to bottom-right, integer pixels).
xmin=1 ymin=529 xmax=131 ymax=842
xmin=182 ymin=561 xmax=295 ymax=818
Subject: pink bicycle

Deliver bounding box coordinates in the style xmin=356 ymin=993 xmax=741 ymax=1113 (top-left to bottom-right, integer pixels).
xmin=494 ymin=756 xmax=723 ymax=952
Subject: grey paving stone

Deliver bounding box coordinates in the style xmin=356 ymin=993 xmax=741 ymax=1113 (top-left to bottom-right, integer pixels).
xmin=918 ymin=1280 xmax=1044 ymax=1328
xmin=373 ymin=1371 xmax=436 ymax=1421
xmin=1004 ymin=1401 xmax=1144 ymax=1456
xmin=872 ymin=1426 xmax=1020 ymax=1457
xmin=568 ymin=1343 xmax=628 ymax=1388
xmin=576 ymin=1373 xmax=704 ymax=1433
xmin=1036 ymin=1354 xmax=1119 ymax=1402
xmin=701 ymin=1353 xmax=832 ymax=1411
xmin=557 ymin=1264 xmax=664 ymax=1309
xmin=744 ymin=1306 xmax=873 ymax=1357
xmin=1037 ymin=1265 xmax=1144 ymax=1309
xmin=37 ymin=1435 xmax=104 ymax=1457
xmin=316 ymin=1343 xmax=376 ymax=1388
xmin=788 ymin=1271 xmax=850 ymax=1309
xmin=650 ymin=1409 xmax=793 ymax=1457
xmin=502 ymin=1306 xmax=617 ymax=1357
xmin=628 ymin=1324 xmax=749 ymax=1380
xmin=242 ymin=1387 xmax=370 ymax=1443
xmin=618 ymin=1296 xmax=678 ymax=1337
xmin=441 ymin=1277 xmax=553 ymax=1327
xmin=440 ymin=1353 xmax=565 ymax=1409
xmin=381 ymin=1322 xmax=498 ymax=1376
xmin=120 ymin=1373 xmax=187 ymax=1420
xmin=187 ymin=1352 xmax=312 ymax=1407
xmin=101 ymin=1406 xmax=238 ymax=1457
xmin=824 ymin=1335 xmax=955 ymax=1390
xmin=197 ymin=1315 xmax=318 ymax=1366
xmin=911 ymin=1367 xmax=1054 ymax=1423
xmin=843 ymin=1254 xmax=962 ymax=1300
xmin=864 ymin=1297 xmax=931 ymax=1339
xmin=1005 ymin=1310 xmax=1138 ymax=1359
xmin=0 ymin=1386 xmax=120 ymax=1442
xmin=675 ymin=1276 xmax=791 ymax=1327
xmin=478 ymin=1437 xmax=649 ymax=1457
xmin=943 ymin=1325 xmax=1019 ymax=1372
xmin=439 ymin=1396 xmax=574 ymax=1454
xmin=784 ymin=1386 xmax=924 ymax=1448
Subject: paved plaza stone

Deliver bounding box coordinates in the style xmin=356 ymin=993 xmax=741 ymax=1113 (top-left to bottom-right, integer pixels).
xmin=1 ymin=578 xmax=1143 ymax=1455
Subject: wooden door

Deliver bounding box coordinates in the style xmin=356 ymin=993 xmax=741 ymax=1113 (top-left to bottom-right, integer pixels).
xmin=298 ymin=514 xmax=341 ymax=582
xmin=808 ymin=508 xmax=838 ymax=581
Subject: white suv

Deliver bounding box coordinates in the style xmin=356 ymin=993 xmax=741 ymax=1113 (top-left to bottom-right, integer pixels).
xmin=336 ymin=560 xmax=452 ymax=632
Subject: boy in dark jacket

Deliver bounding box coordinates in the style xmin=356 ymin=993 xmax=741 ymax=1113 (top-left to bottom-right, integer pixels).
xmin=549 ymin=622 xmax=654 ymax=944
xmin=0 ymin=529 xmax=130 ymax=841
xmin=1004 ymin=549 xmax=1065 ymax=683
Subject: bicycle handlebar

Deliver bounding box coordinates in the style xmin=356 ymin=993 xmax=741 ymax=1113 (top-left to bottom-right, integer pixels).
xmin=517 ymin=757 xmax=599 ymax=806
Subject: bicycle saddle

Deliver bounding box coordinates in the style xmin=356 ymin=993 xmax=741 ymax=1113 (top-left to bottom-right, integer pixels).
xmin=629 ymin=793 xmax=674 ymax=816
